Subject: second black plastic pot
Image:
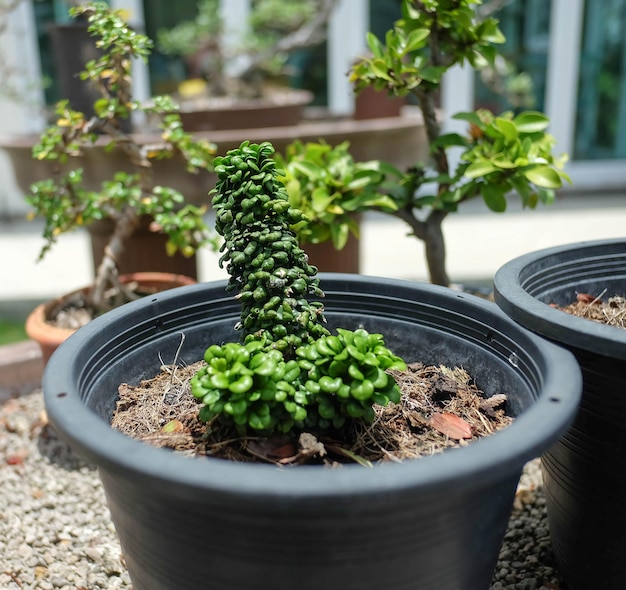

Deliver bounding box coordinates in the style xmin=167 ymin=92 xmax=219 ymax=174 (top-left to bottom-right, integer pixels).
xmin=43 ymin=275 xmax=581 ymax=590
xmin=494 ymin=239 xmax=626 ymax=590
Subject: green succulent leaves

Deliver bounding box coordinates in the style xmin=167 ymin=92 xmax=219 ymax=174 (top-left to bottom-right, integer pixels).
xmin=212 ymin=141 xmax=329 ymax=351
xmin=193 ymin=141 xmax=407 ymax=436
xmin=191 ymin=328 xmax=406 ymax=434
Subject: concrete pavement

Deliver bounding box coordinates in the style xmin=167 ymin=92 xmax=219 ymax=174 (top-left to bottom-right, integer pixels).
xmin=1 ymin=190 xmax=625 ymax=310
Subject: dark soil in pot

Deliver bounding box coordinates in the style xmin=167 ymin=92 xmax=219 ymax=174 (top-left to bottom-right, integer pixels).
xmin=555 ymin=290 xmax=626 ymax=328
xmin=110 ymin=359 xmax=513 ymax=465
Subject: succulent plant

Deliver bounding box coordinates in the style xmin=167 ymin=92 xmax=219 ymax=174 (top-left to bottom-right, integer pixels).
xmin=191 ymin=141 xmax=406 ymax=435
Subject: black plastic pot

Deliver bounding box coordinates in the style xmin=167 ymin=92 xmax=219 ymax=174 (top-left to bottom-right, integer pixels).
xmin=43 ymin=275 xmax=581 ymax=590
xmin=493 ymin=239 xmax=626 ymax=590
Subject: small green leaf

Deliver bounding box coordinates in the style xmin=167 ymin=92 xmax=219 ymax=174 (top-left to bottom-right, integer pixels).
xmin=431 ymin=133 xmax=469 ymax=150
xmin=478 ymin=19 xmax=506 ymax=44
xmin=513 ymin=111 xmax=550 ymax=133
xmin=404 ymin=28 xmax=430 ymax=53
xmin=311 ymin=187 xmax=336 ymax=213
xmin=370 ymin=59 xmax=392 ymax=80
xmin=494 ymin=118 xmax=518 ymax=142
xmin=482 ymin=184 xmax=507 ymax=212
xmin=464 ymin=159 xmax=499 ymax=178
xmin=366 ymin=31 xmax=384 ymax=58
xmin=453 ymin=111 xmax=483 ymax=127
xmin=492 ymin=155 xmax=518 ymax=169
xmin=523 ymin=165 xmax=563 ymax=189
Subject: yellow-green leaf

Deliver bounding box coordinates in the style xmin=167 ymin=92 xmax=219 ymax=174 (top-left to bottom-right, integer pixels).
xmin=494 ymin=118 xmax=518 ymax=142
xmin=524 ymin=166 xmax=563 ymax=189
xmin=464 ymin=159 xmax=499 ymax=178
xmin=513 ymin=111 xmax=550 ymax=133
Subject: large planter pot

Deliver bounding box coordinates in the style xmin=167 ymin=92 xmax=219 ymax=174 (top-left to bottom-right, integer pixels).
xmin=26 ymin=272 xmax=196 ymax=365
xmin=42 ymin=275 xmax=580 ymax=590
xmin=177 ymin=89 xmax=314 ymax=131
xmin=0 ymin=108 xmax=427 ymax=208
xmin=493 ymin=238 xmax=626 ymax=590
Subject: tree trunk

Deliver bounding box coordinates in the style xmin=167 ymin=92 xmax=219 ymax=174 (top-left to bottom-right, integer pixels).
xmin=392 ymin=207 xmax=450 ymax=286
xmin=422 ymin=210 xmax=449 ymax=286
xmin=88 ymin=206 xmax=140 ymax=310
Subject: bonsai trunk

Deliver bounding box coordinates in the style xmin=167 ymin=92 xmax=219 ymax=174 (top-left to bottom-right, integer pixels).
xmin=398 ymin=83 xmax=453 ymax=287
xmin=394 ymin=207 xmax=450 ymax=286
xmin=88 ymin=206 xmax=139 ymax=310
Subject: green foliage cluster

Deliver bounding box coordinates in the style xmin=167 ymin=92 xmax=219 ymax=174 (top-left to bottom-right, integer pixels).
xmin=349 ymin=0 xmax=569 ymax=216
xmin=276 ymin=141 xmax=400 ymax=249
xmin=351 ymin=0 xmax=505 ymax=96
xmin=157 ymin=0 xmax=318 ymax=90
xmin=27 ymin=2 xmax=216 ymax=264
xmin=438 ymin=109 xmax=569 ymax=211
xmin=157 ymin=0 xmax=221 ymax=59
xmin=191 ymin=141 xmax=406 ymax=435
xmin=338 ymin=0 xmax=571 ymax=286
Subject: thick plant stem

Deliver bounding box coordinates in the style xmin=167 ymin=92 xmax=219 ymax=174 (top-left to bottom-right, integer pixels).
xmin=422 ymin=210 xmax=449 ymax=287
xmin=393 ymin=207 xmax=450 ymax=286
xmin=88 ymin=206 xmax=140 ymax=310
xmin=404 ymin=86 xmax=451 ymax=286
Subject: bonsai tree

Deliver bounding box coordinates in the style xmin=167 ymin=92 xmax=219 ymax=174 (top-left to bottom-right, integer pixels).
xmin=340 ymin=0 xmax=570 ymax=286
xmin=191 ymin=141 xmax=407 ymax=436
xmin=156 ymin=0 xmax=336 ymax=100
xmin=27 ymin=2 xmax=217 ymax=313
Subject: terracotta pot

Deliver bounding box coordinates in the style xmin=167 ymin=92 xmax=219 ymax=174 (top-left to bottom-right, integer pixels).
xmin=1 ymin=110 xmax=427 ymax=207
xmin=25 ymin=272 xmax=196 ymax=365
xmin=354 ymin=86 xmax=405 ymax=120
xmin=88 ymin=216 xmax=198 ymax=279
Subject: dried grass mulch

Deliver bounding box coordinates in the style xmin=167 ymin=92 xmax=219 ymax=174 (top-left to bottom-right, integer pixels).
xmin=111 ymin=360 xmax=513 ymax=467
xmin=555 ymin=291 xmax=626 ymax=328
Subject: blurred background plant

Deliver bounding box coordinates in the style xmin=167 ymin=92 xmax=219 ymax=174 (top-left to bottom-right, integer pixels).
xmin=0 ymin=0 xmax=50 ymax=108
xmin=276 ymin=140 xmax=399 ymax=250
xmin=156 ymin=0 xmax=336 ymax=102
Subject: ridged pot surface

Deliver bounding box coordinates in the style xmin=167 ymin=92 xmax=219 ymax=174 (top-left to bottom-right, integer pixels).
xmin=494 ymin=239 xmax=626 ymax=590
xmin=44 ymin=275 xmax=581 ymax=590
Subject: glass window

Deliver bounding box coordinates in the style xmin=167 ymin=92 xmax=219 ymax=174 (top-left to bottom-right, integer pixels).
xmin=574 ymin=0 xmax=626 ymax=160
xmin=474 ymin=0 xmax=551 ymax=115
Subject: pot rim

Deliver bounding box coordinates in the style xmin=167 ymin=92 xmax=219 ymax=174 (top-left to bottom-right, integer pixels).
xmin=43 ymin=274 xmax=581 ymax=500
xmin=494 ymin=238 xmax=626 ymax=359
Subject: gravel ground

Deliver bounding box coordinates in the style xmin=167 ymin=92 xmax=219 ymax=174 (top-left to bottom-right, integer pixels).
xmin=1 ymin=390 xmax=566 ymax=590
